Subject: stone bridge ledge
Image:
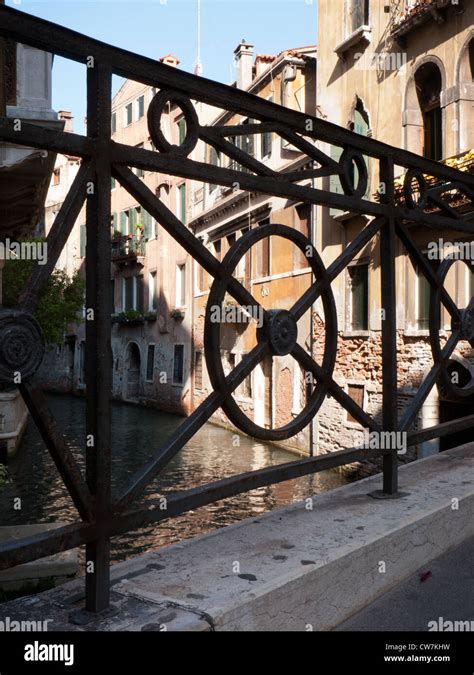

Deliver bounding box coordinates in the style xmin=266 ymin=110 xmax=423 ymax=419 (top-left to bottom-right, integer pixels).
xmin=1 ymin=443 xmax=473 ymax=631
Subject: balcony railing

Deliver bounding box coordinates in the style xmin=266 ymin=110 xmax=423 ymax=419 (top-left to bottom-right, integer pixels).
xmin=375 ymin=148 xmax=474 ymax=212
xmin=390 ymin=0 xmax=452 ymax=40
xmin=111 ymin=233 xmax=145 ymax=263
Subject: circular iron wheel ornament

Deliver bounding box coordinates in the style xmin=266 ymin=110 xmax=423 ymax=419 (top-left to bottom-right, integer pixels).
xmin=339 ymin=148 xmax=368 ymax=198
xmin=0 ymin=310 xmax=45 ymax=383
xmin=147 ymin=89 xmax=199 ymax=157
xmin=403 ymin=169 xmax=428 ymax=210
xmin=204 ymin=223 xmax=337 ymax=441
xmin=429 ymin=256 xmax=474 ymax=398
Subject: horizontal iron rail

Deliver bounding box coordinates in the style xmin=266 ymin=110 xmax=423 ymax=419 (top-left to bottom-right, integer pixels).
xmin=1 ymin=5 xmax=474 ymax=188
xmin=0 ymin=443 xmax=382 ymax=571
xmin=111 ymin=444 xmax=383 ymax=535
xmin=0 ymin=522 xmax=96 ymax=571
xmin=408 ymin=415 xmax=474 ymax=446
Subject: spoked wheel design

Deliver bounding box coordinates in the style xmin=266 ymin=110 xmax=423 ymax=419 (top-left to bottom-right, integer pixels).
xmin=204 ymin=223 xmax=337 ymax=441
xmin=429 ymin=256 xmax=474 ymax=398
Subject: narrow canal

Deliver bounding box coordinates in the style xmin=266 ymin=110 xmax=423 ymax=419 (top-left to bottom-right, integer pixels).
xmin=0 ymin=394 xmax=348 ymax=563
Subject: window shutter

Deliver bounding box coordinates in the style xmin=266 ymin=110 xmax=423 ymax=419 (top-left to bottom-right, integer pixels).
xmin=353 ymin=109 xmax=369 ymax=196
xmin=180 ymin=184 xmax=186 ymax=224
xmin=329 ymin=145 xmax=344 ymax=217
xmin=120 ymin=211 xmax=127 ymax=235
xmin=130 ymin=207 xmax=137 ymax=229
xmin=178 ymin=119 xmax=187 ymax=145
xmin=143 ymin=210 xmax=152 ymax=241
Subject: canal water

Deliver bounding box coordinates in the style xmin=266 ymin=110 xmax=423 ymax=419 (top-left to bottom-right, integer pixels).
xmin=0 ymin=394 xmax=348 ymax=564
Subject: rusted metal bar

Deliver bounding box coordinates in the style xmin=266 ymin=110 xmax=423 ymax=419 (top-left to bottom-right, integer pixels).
xmin=379 ymin=159 xmax=399 ymax=495
xmin=395 ymin=221 xmax=461 ymax=321
xmin=0 ymin=117 xmax=93 ymax=157
xmin=291 ymin=343 xmax=382 ymax=432
xmin=0 ymin=3 xmax=472 ymax=614
xmin=114 ymin=342 xmax=268 ymax=511
xmin=0 ymin=522 xmax=96 ymax=571
xmin=1 ymin=5 xmax=474 ymax=189
xmin=399 ymin=330 xmax=461 ymax=432
xmin=20 ymin=161 xmax=93 ymax=313
xmin=84 ymin=62 xmax=112 ymax=613
xmin=291 ymin=217 xmax=384 ymax=321
xmin=0 ymin=0 xmax=5 ymax=118
xmin=113 ymin=444 xmax=383 ymax=535
xmin=112 ymin=163 xmax=265 ymax=311
xmin=18 ymin=381 xmax=94 ymax=521
xmin=408 ymin=415 xmax=474 ymax=446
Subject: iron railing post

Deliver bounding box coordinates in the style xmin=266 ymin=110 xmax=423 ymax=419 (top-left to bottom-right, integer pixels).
xmin=380 ymin=157 xmax=399 ymax=495
xmin=85 ymin=61 xmax=113 ymax=612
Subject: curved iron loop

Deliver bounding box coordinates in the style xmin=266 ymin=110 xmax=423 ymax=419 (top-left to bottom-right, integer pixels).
xmin=148 ymin=89 xmax=199 ymax=157
xmin=403 ymin=169 xmax=428 ymax=210
xmin=429 ymin=255 xmax=474 ymax=398
xmin=340 ymin=148 xmax=368 ymax=199
xmin=0 ymin=310 xmax=45 ymax=383
xmin=204 ymin=223 xmax=337 ymax=441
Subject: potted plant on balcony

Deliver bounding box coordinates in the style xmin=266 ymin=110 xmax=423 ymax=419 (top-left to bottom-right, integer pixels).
xmin=114 ymin=309 xmax=145 ymax=325
xmin=170 ymin=307 xmax=185 ymax=320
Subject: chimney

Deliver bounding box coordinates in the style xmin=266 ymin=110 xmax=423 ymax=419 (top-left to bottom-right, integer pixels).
xmin=234 ymin=40 xmax=254 ymax=90
xmin=159 ymin=54 xmax=180 ymax=68
xmin=58 ymin=110 xmax=74 ymax=133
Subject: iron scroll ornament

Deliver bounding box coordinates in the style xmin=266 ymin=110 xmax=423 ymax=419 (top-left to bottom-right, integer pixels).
xmin=0 ymin=310 xmax=45 ymax=383
xmin=429 ymin=256 xmax=474 ymax=398
xmin=204 ymin=224 xmax=337 ymax=441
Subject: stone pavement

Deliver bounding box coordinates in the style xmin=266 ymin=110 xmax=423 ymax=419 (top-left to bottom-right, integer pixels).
xmin=336 ymin=535 xmax=474 ymax=631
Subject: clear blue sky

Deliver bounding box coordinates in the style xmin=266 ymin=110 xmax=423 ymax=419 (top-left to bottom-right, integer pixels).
xmin=6 ymin=0 xmax=318 ymax=134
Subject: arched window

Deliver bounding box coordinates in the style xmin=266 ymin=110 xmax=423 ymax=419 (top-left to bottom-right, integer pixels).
xmin=469 ymin=39 xmax=474 ymax=80
xmin=415 ymin=63 xmax=443 ymax=160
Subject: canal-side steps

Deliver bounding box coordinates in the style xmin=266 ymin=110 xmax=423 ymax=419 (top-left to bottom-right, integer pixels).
xmin=0 ymin=443 xmax=473 ymax=631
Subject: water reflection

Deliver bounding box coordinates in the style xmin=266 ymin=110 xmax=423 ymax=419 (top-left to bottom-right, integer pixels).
xmin=0 ymin=394 xmax=348 ymax=564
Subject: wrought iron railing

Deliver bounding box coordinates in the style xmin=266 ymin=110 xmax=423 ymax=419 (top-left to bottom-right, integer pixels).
xmin=0 ymin=4 xmax=473 ymax=615
xmin=390 ymin=0 xmax=452 ymax=37
xmin=111 ymin=233 xmax=145 ymax=262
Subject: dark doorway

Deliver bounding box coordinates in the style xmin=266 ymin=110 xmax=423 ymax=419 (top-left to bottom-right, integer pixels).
xmin=439 ymin=361 xmax=474 ymax=451
xmin=125 ymin=342 xmax=141 ymax=400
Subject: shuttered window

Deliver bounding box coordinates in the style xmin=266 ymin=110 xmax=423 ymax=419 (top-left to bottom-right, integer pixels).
xmin=256 ymin=220 xmax=270 ymax=278
xmin=329 ymin=145 xmax=344 ymax=217
xmin=348 ymin=263 xmax=369 ymax=331
xmin=136 ymin=275 xmax=144 ymax=313
xmin=125 ymin=103 xmax=133 ymax=125
xmin=351 ymin=0 xmax=368 ymax=32
xmin=146 ymin=345 xmax=155 ymax=382
xmin=178 ymin=118 xmax=187 ymax=146
xmin=416 ymin=267 xmax=430 ymax=330
xmin=143 ymin=210 xmax=153 ymax=240
xmin=295 ymin=204 xmax=311 ymax=269
xmin=347 ymin=384 xmax=364 ymax=424
xmin=120 ymin=211 xmax=128 ymax=235
xmin=173 ymin=345 xmax=185 ymax=385
xmin=137 ymin=95 xmax=145 ymax=120
xmin=177 ymin=183 xmax=186 ymax=224
xmin=194 ymin=351 xmax=203 ymax=390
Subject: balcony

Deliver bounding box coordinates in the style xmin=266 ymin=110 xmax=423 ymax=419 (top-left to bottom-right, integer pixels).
xmin=374 ymin=148 xmax=474 ymax=213
xmin=390 ymin=0 xmax=454 ymax=44
xmin=111 ymin=233 xmax=145 ymax=265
